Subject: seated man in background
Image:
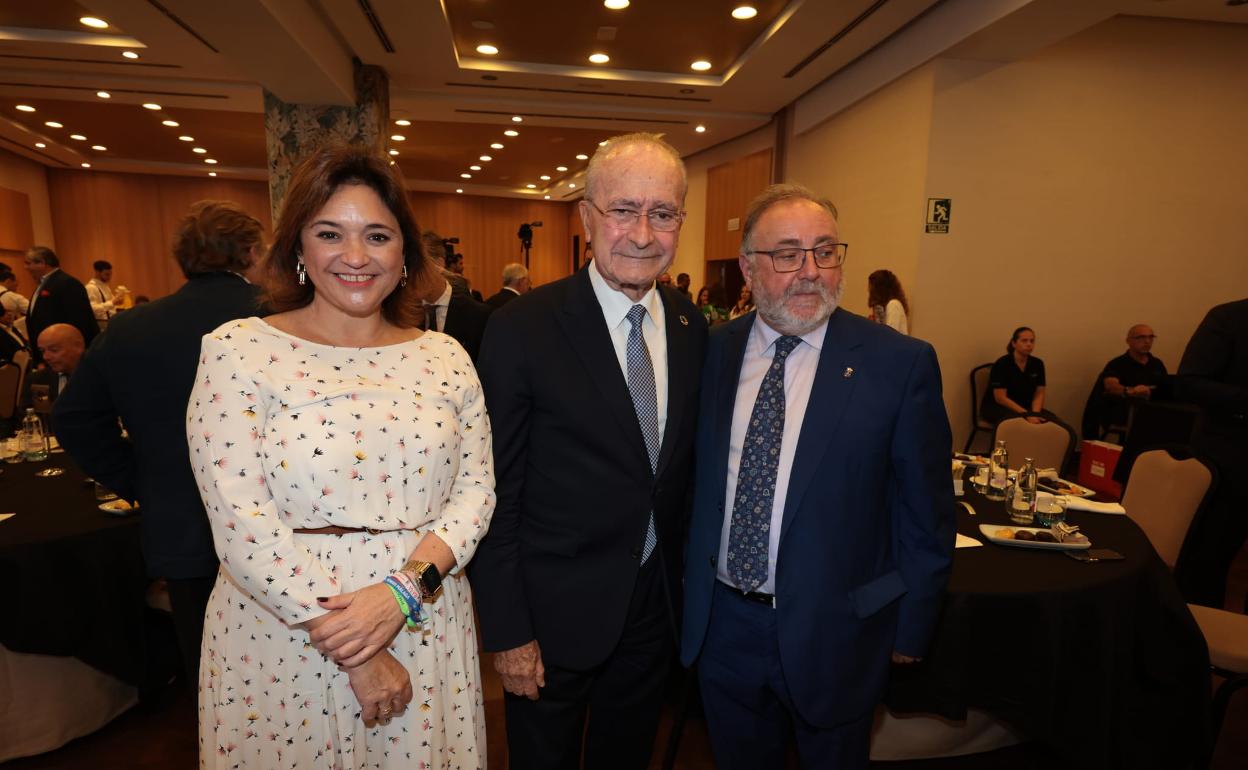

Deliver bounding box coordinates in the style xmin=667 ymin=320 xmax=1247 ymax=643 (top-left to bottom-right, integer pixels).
xmin=28 ymin=323 xmax=85 ymax=403
xmin=485 ymin=262 xmax=530 ymax=309
xmin=1096 ymin=323 xmax=1169 ymax=429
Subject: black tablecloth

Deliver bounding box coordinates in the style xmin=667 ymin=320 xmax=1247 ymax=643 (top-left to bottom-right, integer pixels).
xmin=0 ymin=454 xmax=150 ymax=686
xmin=886 ymin=487 xmax=1210 ymax=769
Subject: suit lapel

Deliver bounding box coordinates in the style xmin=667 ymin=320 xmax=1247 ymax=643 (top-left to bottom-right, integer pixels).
xmin=778 ymin=309 xmax=862 ymax=547
xmin=654 ymin=286 xmax=691 ymax=478
xmin=712 ymin=314 xmax=754 ymax=508
xmin=555 ymin=269 xmax=652 ymax=475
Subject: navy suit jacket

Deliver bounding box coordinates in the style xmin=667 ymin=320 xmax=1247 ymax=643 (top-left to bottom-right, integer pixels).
xmin=681 ymin=308 xmax=954 ymax=727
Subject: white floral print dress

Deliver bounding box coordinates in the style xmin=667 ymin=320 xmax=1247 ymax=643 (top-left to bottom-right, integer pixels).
xmin=187 ymin=318 xmax=494 ymax=770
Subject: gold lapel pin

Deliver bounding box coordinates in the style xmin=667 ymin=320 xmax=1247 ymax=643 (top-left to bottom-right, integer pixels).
xmin=679 ymin=315 xmax=689 ymax=326
xmin=843 ymin=367 xmax=854 ymax=378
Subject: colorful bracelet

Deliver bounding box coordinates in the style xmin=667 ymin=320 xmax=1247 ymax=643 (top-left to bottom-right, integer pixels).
xmin=379 ymin=579 xmax=419 ymax=626
xmin=390 ymin=570 xmax=423 ymax=604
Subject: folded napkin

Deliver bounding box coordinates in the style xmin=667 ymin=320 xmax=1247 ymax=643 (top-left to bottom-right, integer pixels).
xmin=955 ymin=533 xmax=983 ymax=549
xmin=1061 ymin=496 xmax=1125 ymax=515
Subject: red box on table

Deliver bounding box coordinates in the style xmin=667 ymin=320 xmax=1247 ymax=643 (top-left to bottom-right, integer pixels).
xmin=1077 ymin=440 xmax=1123 ymax=499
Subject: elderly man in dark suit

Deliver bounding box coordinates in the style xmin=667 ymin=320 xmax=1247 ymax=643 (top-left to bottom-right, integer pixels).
xmin=681 ymin=184 xmax=954 ymax=768
xmin=53 ymin=201 xmax=264 ymax=682
xmin=485 ymin=262 xmax=530 ymax=310
xmin=23 ymin=246 xmax=97 ymax=364
xmin=472 ymin=132 xmax=706 ymax=770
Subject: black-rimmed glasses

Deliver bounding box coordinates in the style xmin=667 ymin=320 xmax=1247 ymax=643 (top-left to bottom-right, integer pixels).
xmin=748 ymin=243 xmax=848 ymax=273
xmin=585 ymin=200 xmax=685 ymax=232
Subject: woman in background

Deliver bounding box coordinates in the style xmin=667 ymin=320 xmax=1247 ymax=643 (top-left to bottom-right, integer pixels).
xmin=867 ymin=269 xmax=909 ymax=334
xmin=982 ymin=326 xmax=1054 ymax=425
xmin=697 ymin=285 xmax=730 ymax=324
xmin=729 ymin=285 xmax=754 ymax=319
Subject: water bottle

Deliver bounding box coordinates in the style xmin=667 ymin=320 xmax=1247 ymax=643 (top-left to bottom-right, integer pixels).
xmin=985 ymin=439 xmax=1009 ymax=501
xmin=1008 ymin=457 xmax=1037 ymax=524
xmin=21 ymin=408 xmax=48 ymax=461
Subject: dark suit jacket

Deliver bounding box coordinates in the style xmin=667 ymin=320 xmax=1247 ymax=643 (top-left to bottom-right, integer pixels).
xmin=0 ymin=325 xmax=26 ymax=362
xmin=485 ymin=288 xmax=520 ymax=310
xmin=471 ymin=268 xmax=707 ymax=669
xmin=52 ymin=273 xmax=263 ymax=579
xmin=442 ymin=294 xmax=492 ymax=362
xmin=27 ymin=269 xmax=98 ymax=363
xmin=681 ymin=309 xmax=954 ymax=727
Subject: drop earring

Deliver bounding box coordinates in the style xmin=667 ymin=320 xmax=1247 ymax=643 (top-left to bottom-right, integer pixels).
xmin=400 ymin=264 xmax=408 ymax=288
xmin=296 ymin=257 xmax=306 ymax=286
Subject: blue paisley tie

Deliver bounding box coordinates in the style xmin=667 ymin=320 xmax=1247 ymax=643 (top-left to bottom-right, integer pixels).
xmin=625 ymin=305 xmax=659 ymax=564
xmin=727 ymin=334 xmax=801 ymax=591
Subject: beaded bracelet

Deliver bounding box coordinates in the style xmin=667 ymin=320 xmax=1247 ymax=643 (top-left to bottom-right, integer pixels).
xmin=383 ymin=576 xmax=422 ymax=629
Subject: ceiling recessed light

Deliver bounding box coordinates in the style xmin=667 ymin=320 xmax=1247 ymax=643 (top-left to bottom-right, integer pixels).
xmin=569 ymin=183 xmax=577 ymax=189
xmin=456 ymin=188 xmax=463 ymax=194
xmin=96 ymin=91 xmax=110 ymax=99
xmin=490 ymin=142 xmax=504 ymax=149
xmin=575 ymin=154 xmax=589 ymax=160
xmin=604 ymin=0 xmax=630 ymax=8
xmin=556 ymin=165 xmax=568 ymax=172
xmin=162 ymin=119 xmax=179 ymax=127
xmin=470 ymin=165 xmax=482 ymax=171
xmin=695 ymin=124 xmax=707 ymax=133
xmin=511 ymin=116 xmax=523 ymax=123
xmin=526 ymin=184 xmax=536 ymax=189
xmin=691 ymin=60 xmax=712 ymax=71
xmin=15 ymin=104 xmax=35 ymax=113
xmin=45 ymin=121 xmax=62 ymax=128
xmin=476 ymin=44 xmax=499 ymax=55
xmin=388 ymin=149 xmax=399 ymax=156
xmin=394 ymin=119 xmax=411 ymax=126
xmin=91 ymin=144 xmax=106 ymax=151
xmin=731 ymin=5 xmax=758 ymax=19
xmin=461 ymin=173 xmax=472 ymax=179
xmin=178 ymin=135 xmax=194 ymax=142
xmin=544 ymin=195 xmax=551 ymax=200
xmin=70 ymin=134 xmax=86 ymax=141
xmin=208 ymin=172 xmax=217 ymax=177
xmin=81 ymin=162 xmax=91 ymax=168
xmin=390 ymin=134 xmax=406 ymax=141
xmin=204 ymin=158 xmax=217 ymax=164
xmin=504 ymin=129 xmax=519 ymax=137
xmin=34 ymin=142 xmax=46 ymax=148
xmin=122 ymin=51 xmax=139 ymax=59
xmin=540 ymin=175 xmax=551 ymax=181
xmin=142 ymin=103 xmax=161 ymax=110
xmin=193 ymin=147 xmax=207 ymax=154
xmin=80 ymin=17 xmax=109 ymax=29
xmin=479 ymin=155 xmax=492 ymax=161
xmin=589 ymin=53 xmax=610 ymax=64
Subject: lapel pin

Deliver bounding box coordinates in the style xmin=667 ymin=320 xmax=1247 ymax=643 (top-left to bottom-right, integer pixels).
xmin=679 ymin=315 xmax=689 ymax=326
xmin=843 ymin=367 xmax=854 ymax=378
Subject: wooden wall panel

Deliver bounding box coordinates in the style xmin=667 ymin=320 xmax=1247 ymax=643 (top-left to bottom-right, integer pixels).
xmin=703 ymin=147 xmax=773 ymax=281
xmin=407 ymin=192 xmax=578 ymax=297
xmin=0 ymin=186 xmax=33 ymax=253
xmin=46 ymin=169 xmax=272 ymax=300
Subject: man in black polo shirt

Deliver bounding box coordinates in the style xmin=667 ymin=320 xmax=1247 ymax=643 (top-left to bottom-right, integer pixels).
xmin=1098 ymin=324 xmax=1168 ymax=427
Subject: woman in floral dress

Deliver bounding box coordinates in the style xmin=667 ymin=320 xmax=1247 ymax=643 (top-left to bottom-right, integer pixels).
xmin=188 ymin=145 xmax=494 ymax=769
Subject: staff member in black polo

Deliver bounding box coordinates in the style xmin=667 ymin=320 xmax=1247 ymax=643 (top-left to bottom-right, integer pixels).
xmin=981 ymin=326 xmax=1055 ymax=424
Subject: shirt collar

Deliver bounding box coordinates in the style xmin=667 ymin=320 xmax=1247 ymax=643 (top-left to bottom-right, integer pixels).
xmin=587 ymin=260 xmax=661 ymax=330
xmin=503 ymin=286 xmax=521 ymax=296
xmin=428 ymin=281 xmax=452 ymax=308
xmin=751 ymin=313 xmax=830 ymax=355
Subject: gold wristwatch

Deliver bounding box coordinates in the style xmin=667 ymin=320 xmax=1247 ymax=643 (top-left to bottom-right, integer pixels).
xmin=401 ymin=559 xmax=443 ymax=602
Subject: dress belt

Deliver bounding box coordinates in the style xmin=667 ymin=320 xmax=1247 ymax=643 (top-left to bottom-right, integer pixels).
xmin=720 ymin=581 xmax=776 ymax=608
xmin=293 ymin=525 xmax=401 ymax=536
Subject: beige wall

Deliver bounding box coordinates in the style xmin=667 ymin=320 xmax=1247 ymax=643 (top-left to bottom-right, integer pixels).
xmin=786 ymin=64 xmax=936 ymax=327
xmin=915 ymin=17 xmax=1248 ymax=448
xmin=0 ymin=148 xmax=55 ymax=297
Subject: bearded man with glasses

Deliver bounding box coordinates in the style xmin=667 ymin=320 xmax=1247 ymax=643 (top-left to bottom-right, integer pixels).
xmin=681 ymin=183 xmax=954 ymax=768
xmin=473 ymin=133 xmax=707 ymax=769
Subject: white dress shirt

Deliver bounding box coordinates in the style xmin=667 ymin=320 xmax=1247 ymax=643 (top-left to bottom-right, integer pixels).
xmin=0 ymin=288 xmax=29 ymax=317
xmin=717 ymin=316 xmax=830 ymax=594
xmin=424 ymin=281 xmax=452 ymax=332
xmin=587 ymin=261 xmax=668 ymax=444
xmin=86 ymin=278 xmax=116 ymax=324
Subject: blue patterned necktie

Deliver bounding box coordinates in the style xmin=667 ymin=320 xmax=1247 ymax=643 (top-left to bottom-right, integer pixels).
xmin=727 ymin=334 xmax=802 ymax=591
xmin=625 ymin=304 xmax=659 ymax=564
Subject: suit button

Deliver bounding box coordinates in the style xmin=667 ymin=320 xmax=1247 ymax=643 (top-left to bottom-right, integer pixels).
xmin=631 ymin=549 xmax=641 ymax=559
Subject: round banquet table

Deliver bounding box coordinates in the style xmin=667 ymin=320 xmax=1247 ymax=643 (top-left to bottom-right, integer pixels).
xmin=0 ymin=454 xmax=149 ymax=684
xmin=883 ymin=485 xmax=1211 ymax=769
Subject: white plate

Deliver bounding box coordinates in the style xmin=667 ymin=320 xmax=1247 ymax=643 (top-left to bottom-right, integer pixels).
xmin=1039 ymin=478 xmax=1096 ymax=498
xmin=99 ymin=499 xmax=138 ymax=515
xmin=978 ymin=524 xmax=1091 ymax=550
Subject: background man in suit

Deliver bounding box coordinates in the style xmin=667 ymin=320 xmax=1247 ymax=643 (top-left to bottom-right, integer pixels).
xmin=681 ymin=184 xmax=954 ymax=768
xmin=422 ymin=274 xmax=491 ymax=362
xmin=1174 ymin=297 xmax=1248 ymax=608
xmin=23 ymin=246 xmax=97 ymax=364
xmin=485 ymin=262 xmax=530 ymax=310
xmin=53 ymin=200 xmax=264 ymax=683
xmin=472 ymin=132 xmax=707 ymax=769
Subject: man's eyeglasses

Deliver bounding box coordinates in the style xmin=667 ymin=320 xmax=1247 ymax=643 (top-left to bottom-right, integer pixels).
xmin=585 ymin=200 xmax=685 ymax=232
xmin=748 ymin=244 xmax=848 ymax=273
